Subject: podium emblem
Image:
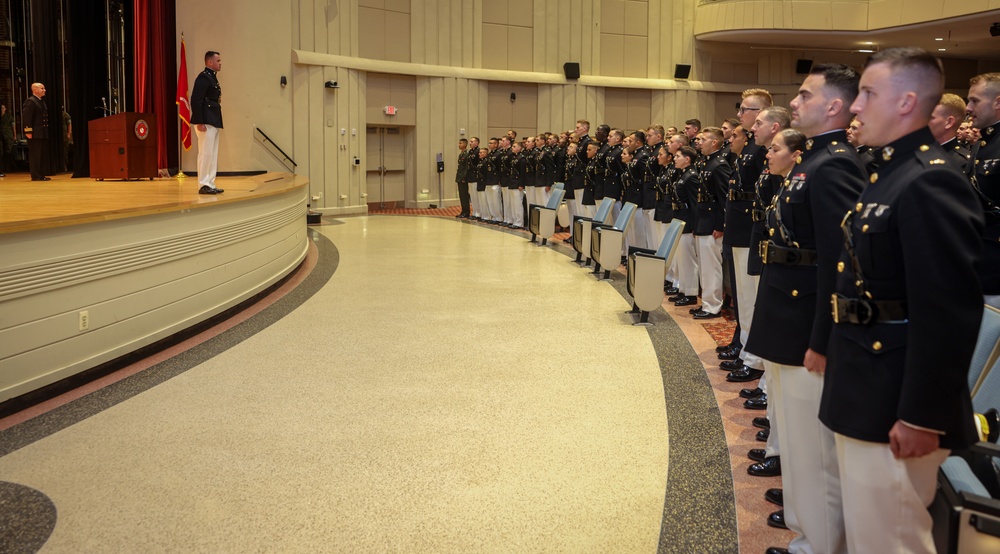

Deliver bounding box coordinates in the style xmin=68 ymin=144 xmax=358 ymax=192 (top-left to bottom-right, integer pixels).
xmin=134 ymin=119 xmax=150 ymax=141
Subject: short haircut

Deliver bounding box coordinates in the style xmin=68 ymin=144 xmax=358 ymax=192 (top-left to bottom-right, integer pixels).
xmin=970 ymin=73 xmax=1000 ymax=96
xmin=938 ymin=93 xmax=967 ymax=121
xmin=597 ymin=123 xmax=611 ymax=134
xmin=742 ymin=88 xmax=774 ymax=107
xmin=671 ymin=133 xmax=690 ymax=145
xmin=677 ymin=145 xmax=698 ymax=161
xmin=459 ymin=138 xmax=468 ymax=144
xmin=810 ymin=63 xmax=861 ymax=106
xmin=610 ymin=129 xmax=624 ymax=140
xmin=577 ymin=119 xmax=591 ymax=129
xmin=685 ymin=118 xmax=701 ymax=129
xmin=479 ymin=147 xmax=489 ymax=153
xmin=865 ymin=47 xmax=945 ymax=116
xmin=508 ymin=129 xmax=517 ymax=137
xmin=647 ymin=124 xmax=664 ymax=138
xmin=205 ymin=51 xmax=220 ymax=62
xmin=723 ymin=117 xmax=740 ymax=128
xmin=701 ymin=126 xmax=724 ymax=142
xmin=760 ymin=106 xmax=791 ymax=129
xmin=471 ymin=136 xmax=480 ymax=142
xmin=631 ymin=130 xmax=646 ymax=144
xmin=778 ymin=128 xmax=807 ymax=153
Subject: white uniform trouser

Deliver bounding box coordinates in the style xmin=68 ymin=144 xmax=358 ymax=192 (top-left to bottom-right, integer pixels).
xmin=732 ymin=247 xmax=764 ymax=370
xmin=469 ymin=183 xmax=480 ymax=217
xmin=986 ymin=294 xmax=1000 ymax=309
xmin=580 ymin=202 xmax=594 ymax=219
xmin=766 ymin=361 xmax=845 ymax=554
xmin=504 ymin=188 xmax=524 ymax=227
xmin=835 ymin=433 xmax=947 ymax=554
xmin=627 ymin=208 xmax=648 ymax=251
xmin=645 ymin=212 xmax=661 ymax=251
xmin=676 ymin=233 xmax=700 ymax=297
xmin=195 ymin=124 xmax=220 ymax=188
xmin=760 ymin=373 xmax=781 ymax=458
xmin=540 ymin=185 xmax=552 ymax=207
xmin=486 ymin=185 xmax=504 ymax=222
xmin=566 ymin=195 xmax=578 ymax=237
xmin=695 ymin=234 xmax=723 ymax=314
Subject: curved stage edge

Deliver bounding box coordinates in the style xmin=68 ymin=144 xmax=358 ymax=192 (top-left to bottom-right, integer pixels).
xmin=0 ymin=173 xmax=310 ymax=404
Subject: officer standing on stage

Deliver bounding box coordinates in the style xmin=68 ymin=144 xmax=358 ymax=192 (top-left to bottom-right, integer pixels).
xmin=22 ymin=82 xmax=49 ymax=181
xmin=191 ymin=51 xmax=224 ymax=194
xmin=748 ymin=64 xmax=866 ymax=554
xmin=821 ymin=47 xmax=984 ymax=553
xmin=966 ymin=72 xmax=1000 ymax=306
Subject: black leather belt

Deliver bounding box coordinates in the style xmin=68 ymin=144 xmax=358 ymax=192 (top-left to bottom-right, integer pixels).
xmin=728 ymin=190 xmax=756 ymax=202
xmin=751 ymin=208 xmax=766 ymax=222
xmin=759 ymin=241 xmax=817 ymax=266
xmin=697 ymin=193 xmax=716 ymax=203
xmin=672 ymin=202 xmax=689 ymax=210
xmin=831 ymin=293 xmax=908 ymax=324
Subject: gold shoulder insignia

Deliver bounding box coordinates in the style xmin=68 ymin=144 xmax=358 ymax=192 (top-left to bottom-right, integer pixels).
xmin=929 ymin=159 xmax=946 ymax=165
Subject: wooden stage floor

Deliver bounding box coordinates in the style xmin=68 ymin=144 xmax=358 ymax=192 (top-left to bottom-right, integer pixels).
xmin=0 ymin=172 xmax=308 ymax=235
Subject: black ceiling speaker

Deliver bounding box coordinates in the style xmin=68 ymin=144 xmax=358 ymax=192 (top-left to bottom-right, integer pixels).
xmin=674 ymin=64 xmax=691 ymax=79
xmin=563 ymin=62 xmax=581 ymax=80
xmin=795 ymin=59 xmax=813 ymax=74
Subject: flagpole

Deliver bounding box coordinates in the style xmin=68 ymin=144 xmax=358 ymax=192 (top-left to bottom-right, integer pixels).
xmin=177 ymin=32 xmax=187 ymax=179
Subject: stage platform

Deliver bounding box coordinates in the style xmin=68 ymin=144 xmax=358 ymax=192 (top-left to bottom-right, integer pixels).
xmin=0 ymin=171 xmax=310 ymax=406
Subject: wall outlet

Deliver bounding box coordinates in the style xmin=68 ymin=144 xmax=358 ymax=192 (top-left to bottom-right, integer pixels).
xmin=79 ymin=310 xmax=89 ymax=331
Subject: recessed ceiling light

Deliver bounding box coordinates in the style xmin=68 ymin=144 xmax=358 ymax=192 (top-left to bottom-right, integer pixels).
xmin=864 ymin=41 xmax=874 ymax=45
xmin=939 ymin=48 xmax=947 ymax=51
xmin=858 ymin=49 xmax=874 ymax=53
xmin=935 ymin=37 xmax=944 ymax=41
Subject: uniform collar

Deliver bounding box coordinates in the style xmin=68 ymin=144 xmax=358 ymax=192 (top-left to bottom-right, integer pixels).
xmin=801 ymin=129 xmax=848 ymax=161
xmin=981 ymin=121 xmax=999 ymax=146
xmin=203 ymin=67 xmax=216 ymax=76
xmin=870 ymin=126 xmax=936 ymax=176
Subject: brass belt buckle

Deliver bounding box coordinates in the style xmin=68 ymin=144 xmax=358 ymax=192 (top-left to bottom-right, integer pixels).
xmin=759 ymin=241 xmax=769 ymax=261
xmin=831 ymin=294 xmax=840 ymax=323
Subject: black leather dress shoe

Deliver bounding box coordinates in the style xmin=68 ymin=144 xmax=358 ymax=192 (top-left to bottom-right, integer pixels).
xmin=748 ymin=456 xmax=781 ymax=477
xmin=665 ymin=286 xmax=679 ymax=295
xmin=668 ymin=294 xmax=685 ymax=302
xmin=715 ymin=344 xmax=732 ymax=352
xmin=689 ymin=306 xmax=704 ymax=314
xmin=756 ymin=428 xmax=770 ymax=442
xmin=767 ymin=509 xmax=788 ymax=529
xmin=765 ymin=547 xmax=789 ymax=554
xmin=748 ymin=448 xmax=766 ymax=462
xmin=215 ymin=187 xmax=225 ymax=193
xmin=718 ymin=347 xmax=741 ymax=360
xmin=719 ymin=359 xmax=744 ymax=371
xmin=199 ymin=185 xmax=220 ymax=195
xmin=740 ymin=387 xmax=764 ymax=399
xmin=744 ymin=395 xmax=768 ymax=410
xmin=765 ymin=488 xmax=784 ymax=506
xmin=673 ymin=296 xmax=697 ymax=307
xmin=727 ymin=367 xmax=764 ymax=383
xmin=693 ymin=310 xmax=722 ymax=320
xmin=752 ymin=416 xmax=770 ymax=429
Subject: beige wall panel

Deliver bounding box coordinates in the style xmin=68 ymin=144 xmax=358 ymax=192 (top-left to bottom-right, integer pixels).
xmin=623 ymin=36 xmax=648 ymax=78
xmin=628 ymin=89 xmax=652 ymax=131
xmin=386 ymin=0 xmax=410 ymax=12
xmin=450 ymin=0 xmax=464 ymax=67
xmin=831 ymin=2 xmax=868 ymax=29
xmin=942 ymin=0 xmax=992 ymax=17
xmin=624 ymin=0 xmax=647 ymax=36
xmin=733 ymin=62 xmax=758 ymax=85
xmin=360 ymin=0 xmax=384 ymax=8
xmin=385 ymin=11 xmax=411 ymax=62
xmin=543 ymin=1 xmax=559 ymax=74
xmin=509 ymin=0 xmax=534 ymax=27
xmin=441 ymin=77 xmax=459 ymax=201
xmin=482 ymin=24 xmax=509 ymax=69
xmin=508 ymin=26 xmax=535 ymax=72
xmin=511 ymin=84 xmax=539 ymax=130
xmin=537 ymin=85 xmax=553 ymax=132
xmin=646 ymin=0 xmax=660 ymax=78
xmin=601 ymin=34 xmax=625 ymax=77
xmin=410 ymin=0 xmax=425 ymax=62
xmin=533 ymin=0 xmax=546 ymax=73
xmin=603 ymin=0 xmax=625 ymax=34
xmin=605 ymin=88 xmax=629 ymax=130
xmin=358 ymin=7 xmax=386 ymax=60
xmin=791 ymin=2 xmax=832 ymax=28
xmin=488 ymin=84 xmax=514 ymax=129
xmin=366 ymin=73 xmax=393 ymax=110
xmin=297 ymin=0 xmax=315 ymax=51
xmin=483 ymin=0 xmax=508 ymax=24
xmin=569 ymin=0 xmax=583 ymax=69
xmin=422 ymin=0 xmax=439 ymax=65
xmin=414 ymin=78 xmax=431 ymax=205
xmin=473 ymin=0 xmax=484 ymax=67
xmin=463 ymin=1 xmax=475 ymax=68
xmin=585 ymin=0 xmax=599 ymax=76
xmin=752 ymin=0 xmax=765 ymax=28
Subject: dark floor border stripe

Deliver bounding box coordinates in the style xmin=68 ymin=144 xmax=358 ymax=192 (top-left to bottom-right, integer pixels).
xmin=0 ymin=229 xmax=339 ymax=458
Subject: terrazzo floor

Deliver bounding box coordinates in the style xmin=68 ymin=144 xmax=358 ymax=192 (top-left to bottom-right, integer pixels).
xmin=0 ymin=215 xmax=753 ymax=552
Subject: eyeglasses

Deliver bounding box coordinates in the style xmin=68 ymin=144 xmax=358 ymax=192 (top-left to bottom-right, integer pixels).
xmin=738 ymin=107 xmax=762 ymax=115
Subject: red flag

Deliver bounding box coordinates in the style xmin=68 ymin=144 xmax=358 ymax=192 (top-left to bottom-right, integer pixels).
xmin=177 ymin=38 xmax=192 ymax=150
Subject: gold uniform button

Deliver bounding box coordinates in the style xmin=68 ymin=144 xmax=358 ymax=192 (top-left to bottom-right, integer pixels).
xmin=769 ymin=228 xmax=775 ymax=236
xmin=831 ymin=141 xmax=838 ymax=145
xmin=792 ymin=289 xmax=799 ymax=297
xmin=870 ymin=173 xmax=878 ymax=184
xmin=872 ymin=341 xmax=883 ymax=351
xmin=786 ymin=196 xmax=791 ymax=202
xmin=919 ymin=145 xmax=930 ymax=151
xmin=983 ymin=141 xmax=988 ymax=147
xmin=862 ymin=224 xmax=869 ymax=232
xmin=796 ymin=156 xmax=802 ymax=164
xmin=837 ymin=261 xmax=845 ymax=272
xmin=856 ymin=202 xmax=864 ymax=212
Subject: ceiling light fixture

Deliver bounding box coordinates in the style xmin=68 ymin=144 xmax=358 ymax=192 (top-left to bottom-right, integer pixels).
xmin=935 ymin=37 xmax=944 ymax=41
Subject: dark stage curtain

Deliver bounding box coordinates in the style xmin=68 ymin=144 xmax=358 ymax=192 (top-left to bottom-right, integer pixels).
xmin=133 ymin=0 xmax=177 ymax=172
xmin=29 ymin=0 xmax=64 ymax=177
xmin=66 ymin=1 xmax=110 ymax=178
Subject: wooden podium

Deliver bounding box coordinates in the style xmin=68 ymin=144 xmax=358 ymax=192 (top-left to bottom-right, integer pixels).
xmin=88 ymin=113 xmax=158 ymax=180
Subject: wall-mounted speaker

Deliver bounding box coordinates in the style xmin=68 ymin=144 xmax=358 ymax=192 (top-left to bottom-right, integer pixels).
xmin=795 ymin=59 xmax=813 ymax=75
xmin=563 ymin=62 xmax=581 ymax=80
xmin=674 ymin=64 xmax=691 ymax=80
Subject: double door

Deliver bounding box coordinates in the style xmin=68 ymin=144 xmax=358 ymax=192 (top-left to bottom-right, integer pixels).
xmin=365 ymin=127 xmax=405 ymax=208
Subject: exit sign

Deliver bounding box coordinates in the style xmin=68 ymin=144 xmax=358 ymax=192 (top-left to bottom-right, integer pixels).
xmin=384 ymin=105 xmax=397 ymax=115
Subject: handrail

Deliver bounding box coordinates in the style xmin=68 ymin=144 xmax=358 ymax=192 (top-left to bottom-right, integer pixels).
xmin=254 ymin=127 xmax=297 ymax=168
